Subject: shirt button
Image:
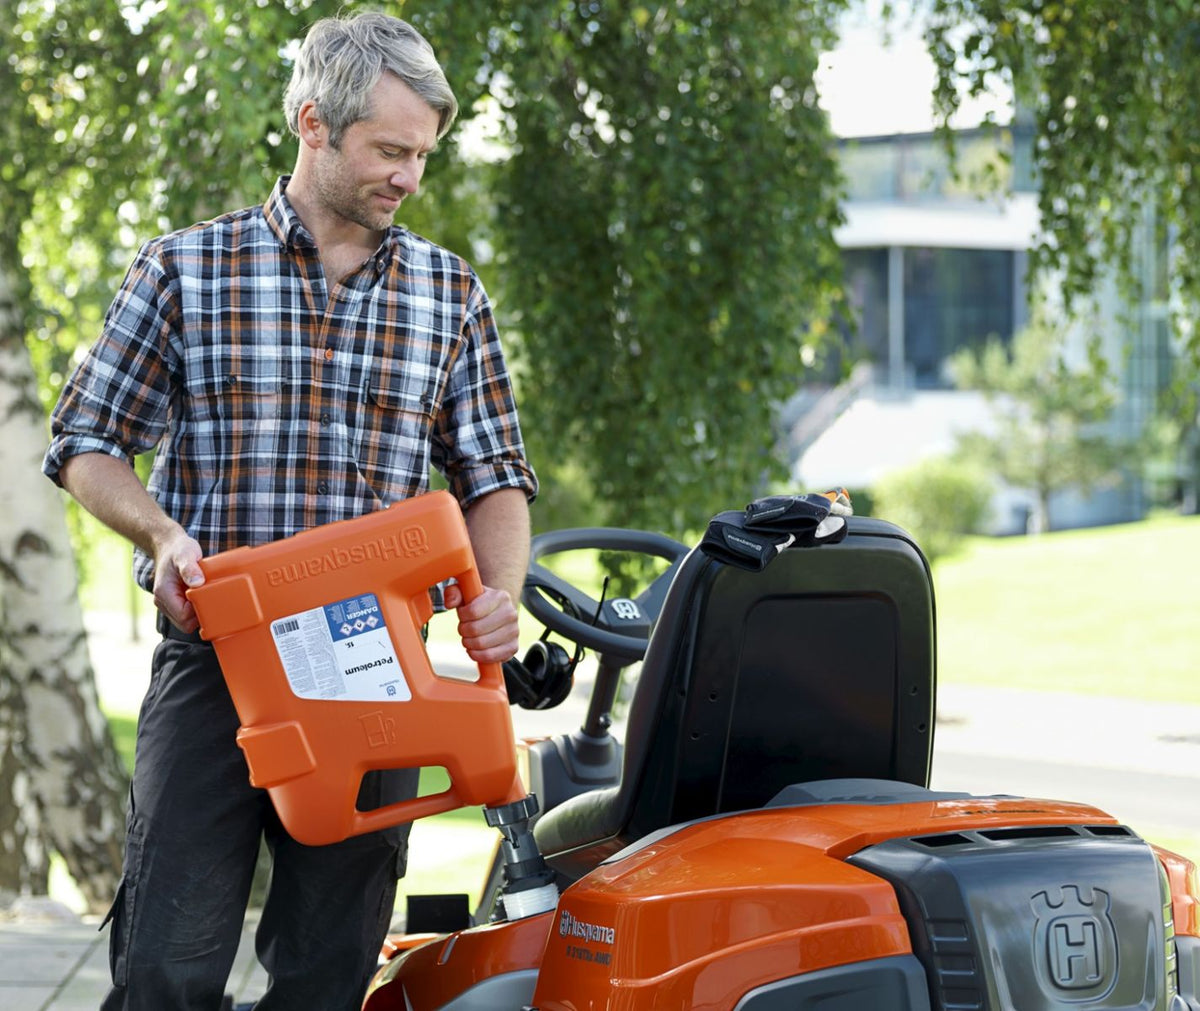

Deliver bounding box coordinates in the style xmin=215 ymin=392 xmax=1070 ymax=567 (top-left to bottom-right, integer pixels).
xmin=323 ymin=348 xmax=334 ymax=361
xmin=317 ymin=481 xmax=329 ymax=494
xmin=320 ymin=412 xmax=332 ymax=426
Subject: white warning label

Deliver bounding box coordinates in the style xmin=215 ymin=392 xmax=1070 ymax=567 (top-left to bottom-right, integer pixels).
xmin=270 ymin=592 xmax=412 ymax=702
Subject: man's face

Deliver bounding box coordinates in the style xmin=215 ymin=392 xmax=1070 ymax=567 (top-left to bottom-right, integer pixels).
xmin=311 ymin=73 xmax=440 ymax=234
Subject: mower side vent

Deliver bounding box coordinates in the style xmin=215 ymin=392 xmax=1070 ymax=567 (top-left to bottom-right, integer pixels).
xmin=978 ymin=825 xmax=1078 ymax=841
xmin=1085 ymin=824 xmax=1137 ymax=837
xmin=913 ymin=833 xmax=974 ymax=848
xmin=910 ymin=823 xmax=1134 ymax=850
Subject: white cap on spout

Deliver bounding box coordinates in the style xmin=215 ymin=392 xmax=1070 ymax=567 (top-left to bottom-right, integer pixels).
xmin=500 ymin=882 xmax=559 ymax=920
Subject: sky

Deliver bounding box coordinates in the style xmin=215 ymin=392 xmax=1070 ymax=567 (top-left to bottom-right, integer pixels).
xmin=455 ymin=10 xmax=1014 ymax=157
xmin=816 ymin=2 xmax=1012 ymax=137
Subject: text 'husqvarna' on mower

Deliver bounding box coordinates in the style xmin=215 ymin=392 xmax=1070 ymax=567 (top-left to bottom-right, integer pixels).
xmin=187 ymin=489 xmax=1200 ymax=1011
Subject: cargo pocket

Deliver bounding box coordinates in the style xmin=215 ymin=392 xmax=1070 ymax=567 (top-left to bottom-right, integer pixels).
xmin=100 ymin=825 xmax=145 ymax=988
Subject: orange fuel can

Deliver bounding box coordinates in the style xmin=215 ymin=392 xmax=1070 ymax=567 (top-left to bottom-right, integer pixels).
xmin=186 ymin=491 xmax=525 ymax=846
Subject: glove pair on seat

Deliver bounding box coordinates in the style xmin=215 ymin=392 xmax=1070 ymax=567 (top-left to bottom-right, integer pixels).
xmin=700 ymin=489 xmax=852 ymax=572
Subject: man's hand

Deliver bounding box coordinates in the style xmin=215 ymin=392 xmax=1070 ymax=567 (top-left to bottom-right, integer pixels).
xmin=58 ymin=452 xmax=209 ymax=633
xmin=442 ymin=583 xmax=521 ymax=664
xmin=153 ymin=531 xmax=206 ymax=633
xmin=456 ymin=488 xmax=530 ymax=664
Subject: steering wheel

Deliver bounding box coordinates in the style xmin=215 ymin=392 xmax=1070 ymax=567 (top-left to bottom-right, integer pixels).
xmin=522 ymin=528 xmax=692 ymax=662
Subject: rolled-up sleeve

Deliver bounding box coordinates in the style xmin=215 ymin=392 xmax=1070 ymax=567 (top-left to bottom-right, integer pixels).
xmin=431 ymin=278 xmax=537 ymax=507
xmin=43 ymin=243 xmax=176 ymax=485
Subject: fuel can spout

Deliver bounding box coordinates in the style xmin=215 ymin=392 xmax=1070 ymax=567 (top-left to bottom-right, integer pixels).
xmin=484 ymin=795 xmax=559 ymax=921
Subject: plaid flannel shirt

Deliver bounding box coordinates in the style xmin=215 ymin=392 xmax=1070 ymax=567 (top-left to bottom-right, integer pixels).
xmin=44 ymin=178 xmax=537 ymax=590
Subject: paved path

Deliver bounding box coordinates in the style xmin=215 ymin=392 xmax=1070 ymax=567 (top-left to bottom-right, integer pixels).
xmin=3 ymin=611 xmax=1198 ymax=1009
xmin=0 ymin=916 xmax=265 ymax=1011
xmin=933 ymin=682 xmax=1200 ymax=842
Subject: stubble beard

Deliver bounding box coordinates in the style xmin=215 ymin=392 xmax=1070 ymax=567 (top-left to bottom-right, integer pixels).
xmin=314 ymin=156 xmax=397 ymax=234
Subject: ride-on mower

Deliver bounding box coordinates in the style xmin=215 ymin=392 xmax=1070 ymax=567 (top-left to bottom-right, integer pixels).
xmin=187 ymin=489 xmax=1199 ymax=1010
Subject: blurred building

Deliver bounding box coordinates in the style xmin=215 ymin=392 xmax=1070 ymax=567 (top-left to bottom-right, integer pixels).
xmin=787 ymin=124 xmax=1174 ymax=533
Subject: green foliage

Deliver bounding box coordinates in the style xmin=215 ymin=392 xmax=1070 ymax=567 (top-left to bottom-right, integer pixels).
xmin=16 ymin=0 xmax=1196 ymax=545
xmin=947 ymin=309 xmax=1127 ymax=530
xmin=872 ymin=455 xmax=991 ymax=563
xmin=4 ymin=1 xmax=172 ymax=329
xmin=7 ymin=0 xmax=854 ymax=541
xmin=410 ymin=0 xmax=853 ymax=535
xmin=924 ymin=0 xmax=1200 ymax=362
xmin=528 ymin=459 xmax=605 ymax=534
xmin=1146 ymin=347 xmax=1200 ymax=509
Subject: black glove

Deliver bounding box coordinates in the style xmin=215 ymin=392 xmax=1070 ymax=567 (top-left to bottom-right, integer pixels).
xmin=744 ymin=493 xmax=848 ymax=546
xmin=744 ymin=493 xmax=831 ymax=531
xmin=700 ymin=510 xmax=795 ymax=571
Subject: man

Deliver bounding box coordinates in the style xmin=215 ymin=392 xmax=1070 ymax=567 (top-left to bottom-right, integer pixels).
xmin=43 ymin=12 xmax=536 ymax=1010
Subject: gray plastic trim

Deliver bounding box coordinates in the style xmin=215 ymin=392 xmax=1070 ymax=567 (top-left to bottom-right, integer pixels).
xmin=434 ymin=968 xmax=538 ymax=1010
xmin=1178 ymin=934 xmax=1200 ymax=1009
xmin=767 ymin=778 xmax=974 ymax=807
xmin=732 ymin=955 xmax=932 ymax=1010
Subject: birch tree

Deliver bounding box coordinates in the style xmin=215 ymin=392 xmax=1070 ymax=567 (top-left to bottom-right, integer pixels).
xmin=0 ymin=0 xmax=140 ymax=911
xmin=0 ymin=267 xmax=126 ymax=910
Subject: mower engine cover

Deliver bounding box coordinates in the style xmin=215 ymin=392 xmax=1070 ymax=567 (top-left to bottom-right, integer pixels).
xmin=518 ymin=790 xmax=1195 ymax=1011
xmin=849 ymin=824 xmax=1179 ymax=1010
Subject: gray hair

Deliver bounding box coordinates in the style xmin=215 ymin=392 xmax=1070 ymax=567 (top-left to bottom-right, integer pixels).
xmin=284 ymin=11 xmax=459 ymax=146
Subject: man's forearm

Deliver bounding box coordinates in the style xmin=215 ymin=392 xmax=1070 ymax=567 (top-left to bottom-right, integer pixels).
xmin=463 ymin=487 xmax=531 ymax=605
xmin=60 ymin=451 xmax=208 ymax=627
xmin=58 ymin=451 xmax=182 ymax=557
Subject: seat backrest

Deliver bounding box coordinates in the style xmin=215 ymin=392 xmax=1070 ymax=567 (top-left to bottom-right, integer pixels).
xmin=534 ymin=516 xmax=937 ymax=877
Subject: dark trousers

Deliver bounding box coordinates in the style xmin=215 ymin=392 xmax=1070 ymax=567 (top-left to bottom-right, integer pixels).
xmin=100 ymin=636 xmax=417 ymax=1011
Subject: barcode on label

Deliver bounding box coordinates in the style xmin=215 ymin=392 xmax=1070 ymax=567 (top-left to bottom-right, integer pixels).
xmin=274 ymin=618 xmax=300 ymax=635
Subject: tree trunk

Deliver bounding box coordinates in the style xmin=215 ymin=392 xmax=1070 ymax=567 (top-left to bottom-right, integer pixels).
xmin=0 ymin=263 xmax=128 ymax=914
xmin=1028 ymin=493 xmax=1051 ymax=535
xmin=0 ymin=664 xmax=49 ymax=899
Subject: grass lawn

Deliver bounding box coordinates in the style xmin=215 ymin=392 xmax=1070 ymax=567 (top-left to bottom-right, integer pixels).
xmin=83 ymin=508 xmax=1199 ymax=705
xmin=935 ymin=512 xmax=1200 ymax=703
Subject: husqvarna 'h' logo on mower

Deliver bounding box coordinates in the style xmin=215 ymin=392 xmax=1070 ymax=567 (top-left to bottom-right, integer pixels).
xmin=1031 ymin=885 xmax=1117 ymax=998
xmin=611 ymin=599 xmax=640 ymax=621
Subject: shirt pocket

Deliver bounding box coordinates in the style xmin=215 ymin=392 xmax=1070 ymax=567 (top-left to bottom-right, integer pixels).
xmin=353 ymin=366 xmax=443 ymax=490
xmin=215 ymin=371 xmax=285 ymax=424
xmin=180 ymin=355 xmax=288 ymax=425
xmin=176 ymin=363 xmax=289 ymax=490
xmin=365 ymin=375 xmax=437 ymax=417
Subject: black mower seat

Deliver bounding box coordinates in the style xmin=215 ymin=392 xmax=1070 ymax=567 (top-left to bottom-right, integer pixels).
xmin=533 ymin=517 xmax=937 ymax=880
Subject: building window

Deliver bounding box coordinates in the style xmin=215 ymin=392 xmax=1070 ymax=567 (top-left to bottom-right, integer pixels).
xmin=843 ymin=246 xmax=1017 ymax=388
xmin=905 ymin=247 xmax=1015 ymax=386
xmin=843 ymin=248 xmax=890 ymax=364
xmin=839 ymin=127 xmax=1037 ymax=203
